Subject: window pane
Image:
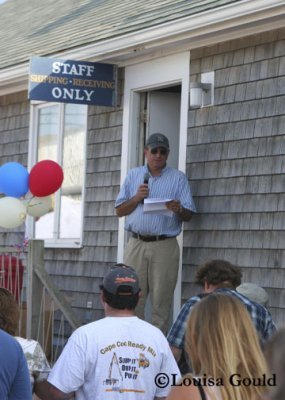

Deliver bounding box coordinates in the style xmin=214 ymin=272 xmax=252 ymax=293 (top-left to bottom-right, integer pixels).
xmin=35 ymin=195 xmax=55 ymax=240
xmin=35 ymin=106 xmax=59 ymax=239
xmin=62 ymin=104 xmax=85 ymax=190
xmin=59 ymin=104 xmax=86 ymax=239
xmin=37 ymin=105 xmax=59 ymax=162
xmin=34 ymin=103 xmax=86 ymax=243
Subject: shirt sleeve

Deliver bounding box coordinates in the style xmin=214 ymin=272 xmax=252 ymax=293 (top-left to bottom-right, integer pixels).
xmin=115 ymin=173 xmax=131 ymax=207
xmin=154 ymin=338 xmax=181 ymax=398
xmin=264 ymin=310 xmax=277 ymax=340
xmin=167 ymin=299 xmax=197 ymax=348
xmin=48 ymin=332 xmax=87 ymax=393
xmin=178 ymin=173 xmax=196 ymax=213
xmin=32 ymin=342 xmax=51 ymax=383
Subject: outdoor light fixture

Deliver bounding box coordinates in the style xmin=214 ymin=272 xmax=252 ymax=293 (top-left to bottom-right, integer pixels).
xmin=190 ymin=71 xmax=215 ymax=108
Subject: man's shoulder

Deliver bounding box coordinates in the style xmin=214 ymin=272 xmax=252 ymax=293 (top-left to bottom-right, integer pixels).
xmin=128 ymin=166 xmax=145 ymax=175
xmin=15 ymin=336 xmax=39 ymax=353
xmin=165 ymin=166 xmax=186 ymax=177
xmin=76 ymin=316 xmax=160 ymax=333
xmin=0 ymin=329 xmax=21 ymax=351
xmin=0 ymin=330 xmax=25 ymax=368
xmin=136 ymin=318 xmax=166 ymax=334
xmin=224 ymin=289 xmax=262 ymax=307
xmin=183 ymin=293 xmax=206 ymax=307
xmin=215 ymin=288 xmax=253 ymax=303
xmin=71 ymin=318 xmax=106 ymax=337
xmin=122 ymin=166 xmax=145 ymax=182
xmin=216 ymin=288 xmax=271 ymax=316
xmin=173 ymin=293 xmax=205 ymax=320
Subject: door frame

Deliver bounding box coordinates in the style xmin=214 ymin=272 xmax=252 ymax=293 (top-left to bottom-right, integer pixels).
xmin=117 ymin=51 xmax=190 ymax=319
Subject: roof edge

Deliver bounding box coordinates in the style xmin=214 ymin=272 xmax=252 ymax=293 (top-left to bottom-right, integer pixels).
xmin=1 ymin=0 xmax=284 ymax=95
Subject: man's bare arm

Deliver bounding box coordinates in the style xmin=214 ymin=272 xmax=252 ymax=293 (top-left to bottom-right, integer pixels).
xmin=116 ymin=184 xmax=148 ymax=217
xmin=35 ymin=381 xmax=74 ymax=400
xmin=116 ymin=196 xmax=141 ymax=217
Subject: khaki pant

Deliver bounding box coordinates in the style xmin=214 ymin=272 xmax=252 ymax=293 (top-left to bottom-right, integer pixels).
xmin=124 ymin=236 xmax=179 ymax=334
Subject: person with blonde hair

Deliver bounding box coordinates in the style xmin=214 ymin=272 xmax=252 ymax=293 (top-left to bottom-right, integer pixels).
xmin=167 ymin=293 xmax=271 ymax=400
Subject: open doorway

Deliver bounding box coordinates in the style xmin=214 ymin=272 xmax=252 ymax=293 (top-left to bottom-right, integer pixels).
xmin=138 ymin=86 xmax=181 ymax=169
xmin=118 ymin=52 xmax=190 ymax=323
xmin=138 ymin=86 xmax=181 ymax=327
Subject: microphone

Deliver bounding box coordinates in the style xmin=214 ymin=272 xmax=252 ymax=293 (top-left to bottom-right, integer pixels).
xmin=141 ymin=172 xmax=150 ymax=204
xmin=143 ymin=172 xmax=150 ymax=185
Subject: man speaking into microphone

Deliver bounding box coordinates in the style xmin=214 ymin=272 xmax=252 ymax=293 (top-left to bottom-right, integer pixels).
xmin=115 ymin=133 xmax=196 ymax=334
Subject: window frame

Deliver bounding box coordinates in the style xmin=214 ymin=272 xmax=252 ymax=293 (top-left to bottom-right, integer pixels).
xmin=27 ymin=101 xmax=87 ymax=248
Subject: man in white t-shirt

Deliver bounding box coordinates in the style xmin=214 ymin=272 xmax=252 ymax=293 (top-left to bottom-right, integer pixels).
xmin=47 ymin=264 xmax=180 ymax=400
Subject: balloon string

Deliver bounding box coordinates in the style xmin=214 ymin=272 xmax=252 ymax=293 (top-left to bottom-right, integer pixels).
xmin=28 ymin=202 xmax=42 ymax=208
xmin=26 ymin=195 xmax=35 ymax=206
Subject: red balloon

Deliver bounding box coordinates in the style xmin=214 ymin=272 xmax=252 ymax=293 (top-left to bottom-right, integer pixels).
xmin=29 ymin=160 xmax=64 ymax=197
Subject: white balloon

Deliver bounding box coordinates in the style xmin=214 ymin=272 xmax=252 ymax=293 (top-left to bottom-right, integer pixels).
xmin=0 ymin=197 xmax=27 ymax=228
xmin=27 ymin=196 xmax=53 ymax=218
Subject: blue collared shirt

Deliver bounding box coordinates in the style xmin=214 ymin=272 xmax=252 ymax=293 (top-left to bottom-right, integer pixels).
xmin=0 ymin=329 xmax=32 ymax=400
xmin=115 ymin=165 xmax=196 ymax=236
xmin=167 ymin=288 xmax=277 ymax=349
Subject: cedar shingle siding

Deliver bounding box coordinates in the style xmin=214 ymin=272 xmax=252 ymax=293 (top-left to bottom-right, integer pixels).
xmin=0 ymin=92 xmax=29 ymax=246
xmin=184 ymin=29 xmax=285 ymax=325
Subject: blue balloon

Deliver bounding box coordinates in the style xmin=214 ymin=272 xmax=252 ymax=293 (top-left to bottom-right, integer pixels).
xmin=0 ymin=162 xmax=29 ymax=198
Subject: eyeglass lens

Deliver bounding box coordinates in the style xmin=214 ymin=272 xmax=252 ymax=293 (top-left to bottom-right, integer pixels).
xmin=150 ymin=148 xmax=167 ymax=155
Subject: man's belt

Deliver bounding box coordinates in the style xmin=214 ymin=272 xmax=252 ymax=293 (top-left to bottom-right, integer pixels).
xmin=131 ymin=232 xmax=172 ymax=242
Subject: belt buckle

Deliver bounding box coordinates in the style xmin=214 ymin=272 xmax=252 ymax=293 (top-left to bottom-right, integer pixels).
xmin=141 ymin=234 xmax=152 ymax=241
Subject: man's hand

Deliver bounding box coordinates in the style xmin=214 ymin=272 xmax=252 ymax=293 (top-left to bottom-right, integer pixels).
xmin=136 ymin=183 xmax=149 ymax=203
xmin=165 ymin=200 xmax=181 ymax=214
xmin=116 ymin=184 xmax=149 ymax=217
xmin=166 ymin=200 xmax=193 ymax=222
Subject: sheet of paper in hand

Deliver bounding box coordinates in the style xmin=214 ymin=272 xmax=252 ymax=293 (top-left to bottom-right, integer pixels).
xmin=143 ymin=198 xmax=173 ymax=217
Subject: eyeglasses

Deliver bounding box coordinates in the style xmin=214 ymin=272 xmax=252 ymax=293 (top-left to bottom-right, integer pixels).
xmin=150 ymin=148 xmax=168 ymax=155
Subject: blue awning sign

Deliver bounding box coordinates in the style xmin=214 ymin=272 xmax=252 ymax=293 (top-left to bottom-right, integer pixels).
xmin=29 ymin=56 xmax=117 ymax=106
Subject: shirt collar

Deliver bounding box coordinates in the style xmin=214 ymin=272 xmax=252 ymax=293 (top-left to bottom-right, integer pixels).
xmin=146 ymin=164 xmax=169 ymax=177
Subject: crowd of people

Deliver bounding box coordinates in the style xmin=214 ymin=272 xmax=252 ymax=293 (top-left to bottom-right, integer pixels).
xmin=1 ymin=133 xmax=285 ymax=399
xmin=1 ymin=260 xmax=283 ymax=400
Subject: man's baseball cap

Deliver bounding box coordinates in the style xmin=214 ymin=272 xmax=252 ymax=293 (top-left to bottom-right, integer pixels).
xmin=101 ymin=264 xmax=140 ymax=295
xmin=146 ymin=133 xmax=169 ymax=151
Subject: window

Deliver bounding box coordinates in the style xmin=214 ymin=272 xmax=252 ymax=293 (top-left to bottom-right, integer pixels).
xmin=28 ymin=102 xmax=87 ymax=247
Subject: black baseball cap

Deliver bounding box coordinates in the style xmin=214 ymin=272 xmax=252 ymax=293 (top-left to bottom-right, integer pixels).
xmin=101 ymin=264 xmax=140 ymax=295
